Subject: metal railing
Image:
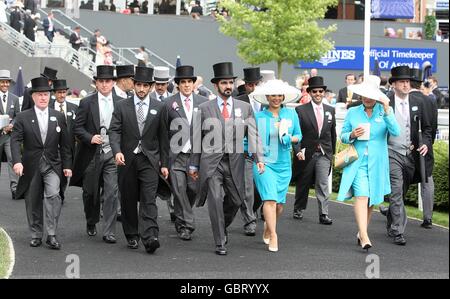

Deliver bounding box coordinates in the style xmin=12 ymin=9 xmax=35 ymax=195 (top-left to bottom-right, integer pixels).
xmin=50 ymin=9 xmax=175 ymax=69
xmin=0 ymin=21 xmax=96 ymax=78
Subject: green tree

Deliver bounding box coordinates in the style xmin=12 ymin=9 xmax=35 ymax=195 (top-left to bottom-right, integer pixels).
xmin=217 ymin=0 xmax=338 ymax=79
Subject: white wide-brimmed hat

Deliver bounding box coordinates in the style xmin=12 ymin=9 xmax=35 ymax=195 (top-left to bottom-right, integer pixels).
xmin=260 ymin=70 xmax=276 ymax=83
xmin=249 ymin=79 xmax=301 ymax=105
xmin=348 ymin=75 xmax=390 ymax=102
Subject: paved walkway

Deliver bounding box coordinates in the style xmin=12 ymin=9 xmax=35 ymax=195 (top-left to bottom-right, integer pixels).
xmin=0 ymin=166 xmax=448 ymax=279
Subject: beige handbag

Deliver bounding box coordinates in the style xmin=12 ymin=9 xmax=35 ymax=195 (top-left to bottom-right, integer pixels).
xmin=334 ymin=144 xmax=359 ymax=169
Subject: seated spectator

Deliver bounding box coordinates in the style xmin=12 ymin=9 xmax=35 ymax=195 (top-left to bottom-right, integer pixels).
xmin=435 ymin=29 xmax=443 ymax=42
xmin=141 ymin=0 xmax=149 ymax=14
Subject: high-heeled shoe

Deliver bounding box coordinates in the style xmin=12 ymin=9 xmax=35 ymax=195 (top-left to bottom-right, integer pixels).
xmin=268 ymin=234 xmax=278 ymax=252
xmin=361 ymin=242 xmax=372 ymax=252
xmin=356 ymin=232 xmax=361 ymax=246
xmin=263 ymin=222 xmax=270 ymax=245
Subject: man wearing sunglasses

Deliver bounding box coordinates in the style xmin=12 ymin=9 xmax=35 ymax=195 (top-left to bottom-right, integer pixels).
xmin=292 ymin=76 xmax=336 ymax=225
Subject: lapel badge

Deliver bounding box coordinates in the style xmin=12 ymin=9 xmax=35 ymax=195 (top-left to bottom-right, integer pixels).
xmin=150 ymin=109 xmax=157 ymax=115
xmin=412 ymin=106 xmax=418 ymax=112
xmin=56 ymin=126 xmax=61 ymax=133
xmin=235 ymin=108 xmax=242 ymax=118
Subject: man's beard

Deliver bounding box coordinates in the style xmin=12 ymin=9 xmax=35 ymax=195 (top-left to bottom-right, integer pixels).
xmin=218 ymin=88 xmax=233 ymax=98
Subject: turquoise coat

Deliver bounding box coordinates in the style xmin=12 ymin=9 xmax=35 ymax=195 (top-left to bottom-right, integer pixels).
xmin=337 ymin=103 xmax=400 ymax=206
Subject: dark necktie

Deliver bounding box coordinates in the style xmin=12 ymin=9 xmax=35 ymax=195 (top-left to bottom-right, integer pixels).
xmin=159 ymin=95 xmax=164 ymax=102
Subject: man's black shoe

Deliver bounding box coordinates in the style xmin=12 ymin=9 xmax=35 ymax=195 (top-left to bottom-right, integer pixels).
xmin=244 ymin=225 xmax=256 ymax=236
xmin=46 ymin=235 xmax=61 ymax=250
xmin=144 ymin=238 xmax=160 ymax=254
xmin=30 ymin=238 xmax=42 ymax=247
xmin=178 ymin=229 xmax=192 ymax=241
xmin=379 ymin=205 xmax=388 ymax=216
xmin=86 ymin=224 xmax=97 ymax=237
xmin=127 ymin=239 xmax=139 ymax=249
xmin=421 ymin=220 xmax=432 ymax=229
xmin=215 ymin=245 xmax=227 ymax=255
xmin=393 ymin=234 xmax=407 ymax=246
xmin=103 ymin=235 xmax=117 ymax=244
xmin=319 ymin=214 xmax=333 ymax=225
xmin=293 ymin=209 xmax=304 ymax=220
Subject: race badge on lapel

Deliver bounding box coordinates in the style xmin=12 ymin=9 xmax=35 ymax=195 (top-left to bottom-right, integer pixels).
xmin=150 ymin=109 xmax=157 ymax=115
xmin=235 ymin=108 xmax=242 ymax=118
xmin=412 ymin=106 xmax=418 ymax=112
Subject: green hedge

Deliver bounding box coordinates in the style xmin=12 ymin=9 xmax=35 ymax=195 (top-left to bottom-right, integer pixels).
xmin=332 ymin=141 xmax=449 ymax=212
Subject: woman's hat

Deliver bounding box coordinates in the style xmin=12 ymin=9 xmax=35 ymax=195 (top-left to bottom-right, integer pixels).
xmin=40 ymin=67 xmax=58 ymax=81
xmin=389 ymin=65 xmax=411 ymax=84
xmin=133 ymin=66 xmax=155 ymax=84
xmin=348 ymin=75 xmax=390 ymax=102
xmin=174 ymin=65 xmax=197 ymax=84
xmin=52 ymin=79 xmax=70 ymax=91
xmin=260 ymin=70 xmax=275 ymax=82
xmin=306 ymin=76 xmax=327 ymax=92
xmin=93 ymin=65 xmax=116 ymax=80
xmin=211 ymin=62 xmax=237 ymax=83
xmin=29 ymin=77 xmax=53 ymax=93
xmin=0 ymin=70 xmax=12 ymax=81
xmin=249 ymin=79 xmax=301 ymax=105
xmin=242 ymin=67 xmax=262 ymax=83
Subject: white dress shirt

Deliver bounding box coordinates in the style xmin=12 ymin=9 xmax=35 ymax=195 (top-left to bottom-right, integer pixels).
xmin=34 ymin=106 xmax=49 ymax=143
xmin=54 ymin=101 xmax=67 ymax=117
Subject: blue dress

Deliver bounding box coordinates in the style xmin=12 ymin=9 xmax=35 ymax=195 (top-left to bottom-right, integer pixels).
xmin=337 ymin=103 xmax=400 ymax=206
xmin=253 ymin=107 xmax=302 ymax=204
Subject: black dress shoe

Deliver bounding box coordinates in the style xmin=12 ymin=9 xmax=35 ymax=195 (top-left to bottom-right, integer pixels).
xmin=127 ymin=239 xmax=139 ymax=249
xmin=215 ymin=245 xmax=227 ymax=255
xmin=293 ymin=209 xmax=304 ymax=220
xmin=421 ymin=219 xmax=432 ymax=229
xmin=144 ymin=238 xmax=160 ymax=254
xmin=244 ymin=225 xmax=256 ymax=236
xmin=86 ymin=224 xmax=97 ymax=237
xmin=46 ymin=235 xmax=61 ymax=250
xmin=393 ymin=234 xmax=407 ymax=246
xmin=319 ymin=214 xmax=333 ymax=225
xmin=178 ymin=229 xmax=192 ymax=241
xmin=379 ymin=206 xmax=388 ymax=216
xmin=30 ymin=238 xmax=42 ymax=247
xmin=103 ymin=235 xmax=117 ymax=244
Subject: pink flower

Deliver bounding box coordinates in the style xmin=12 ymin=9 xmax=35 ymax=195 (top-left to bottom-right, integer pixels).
xmin=172 ymin=102 xmax=179 ymax=110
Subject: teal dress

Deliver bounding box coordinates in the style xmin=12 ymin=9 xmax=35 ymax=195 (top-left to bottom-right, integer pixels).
xmin=337 ymin=103 xmax=400 ymax=206
xmin=253 ymin=107 xmax=302 ymax=204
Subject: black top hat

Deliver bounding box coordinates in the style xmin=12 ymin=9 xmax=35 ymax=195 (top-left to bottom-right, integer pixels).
xmin=40 ymin=67 xmax=58 ymax=81
xmin=133 ymin=66 xmax=154 ymax=84
xmin=306 ymin=76 xmax=327 ymax=92
xmin=389 ymin=65 xmax=411 ymax=84
xmin=211 ymin=62 xmax=237 ymax=83
xmin=94 ymin=65 xmax=116 ymax=80
xmin=410 ymin=68 xmax=423 ymax=83
xmin=174 ymin=65 xmax=197 ymax=84
xmin=52 ymin=79 xmax=69 ymax=91
xmin=116 ymin=65 xmax=135 ymax=79
xmin=30 ymin=77 xmax=53 ymax=93
xmin=243 ymin=67 xmax=262 ymax=83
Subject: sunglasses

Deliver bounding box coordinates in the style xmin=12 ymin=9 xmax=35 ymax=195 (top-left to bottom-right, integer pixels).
xmin=311 ymin=89 xmax=324 ymax=94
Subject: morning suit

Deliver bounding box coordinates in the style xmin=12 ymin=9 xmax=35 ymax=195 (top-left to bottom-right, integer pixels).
xmin=71 ymin=92 xmax=121 ymax=237
xmin=109 ymin=95 xmax=170 ymax=243
xmin=293 ymin=101 xmax=337 ymax=216
xmin=0 ymin=91 xmax=19 ymax=195
xmin=161 ymin=93 xmax=207 ymax=233
xmin=191 ymin=97 xmax=263 ymax=247
xmin=11 ymin=108 xmax=71 ymax=238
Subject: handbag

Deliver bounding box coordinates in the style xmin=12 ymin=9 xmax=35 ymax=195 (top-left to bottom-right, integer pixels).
xmin=334 ymin=144 xmax=359 ymax=169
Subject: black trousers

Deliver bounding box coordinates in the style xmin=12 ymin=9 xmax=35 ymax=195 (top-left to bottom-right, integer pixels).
xmin=119 ymin=153 xmax=159 ymax=242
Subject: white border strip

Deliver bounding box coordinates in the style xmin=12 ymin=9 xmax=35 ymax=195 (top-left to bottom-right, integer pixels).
xmin=287 ymin=193 xmax=449 ymax=230
xmin=0 ymin=227 xmax=15 ymax=279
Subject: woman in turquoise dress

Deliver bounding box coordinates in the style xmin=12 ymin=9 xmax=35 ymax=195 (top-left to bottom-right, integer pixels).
xmin=249 ymin=80 xmax=302 ymax=252
xmin=337 ymin=75 xmax=400 ymax=251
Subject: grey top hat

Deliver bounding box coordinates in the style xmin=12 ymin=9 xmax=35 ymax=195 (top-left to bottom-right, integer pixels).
xmin=0 ymin=70 xmax=12 ymax=81
xmin=154 ymin=66 xmax=170 ymax=83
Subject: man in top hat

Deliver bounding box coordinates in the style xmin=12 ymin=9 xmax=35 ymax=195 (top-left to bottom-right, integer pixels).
xmin=71 ymin=65 xmax=120 ymax=244
xmin=11 ymin=77 xmax=72 ymax=249
xmin=384 ymin=65 xmax=432 ymax=245
xmin=109 ymin=66 xmax=170 ymax=254
xmin=292 ymin=76 xmax=336 ymax=225
xmin=113 ymin=65 xmax=135 ymax=99
xmin=409 ymin=68 xmax=438 ymax=229
xmin=151 ymin=66 xmax=172 ymax=102
xmin=21 ymin=67 xmax=58 ymax=112
xmin=236 ymin=67 xmax=263 ymax=236
xmin=189 ymin=62 xmax=264 ymax=255
xmin=161 ymin=65 xmax=207 ymax=241
xmin=50 ymin=79 xmax=78 ymax=202
xmin=0 ymin=70 xmax=19 ymax=200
